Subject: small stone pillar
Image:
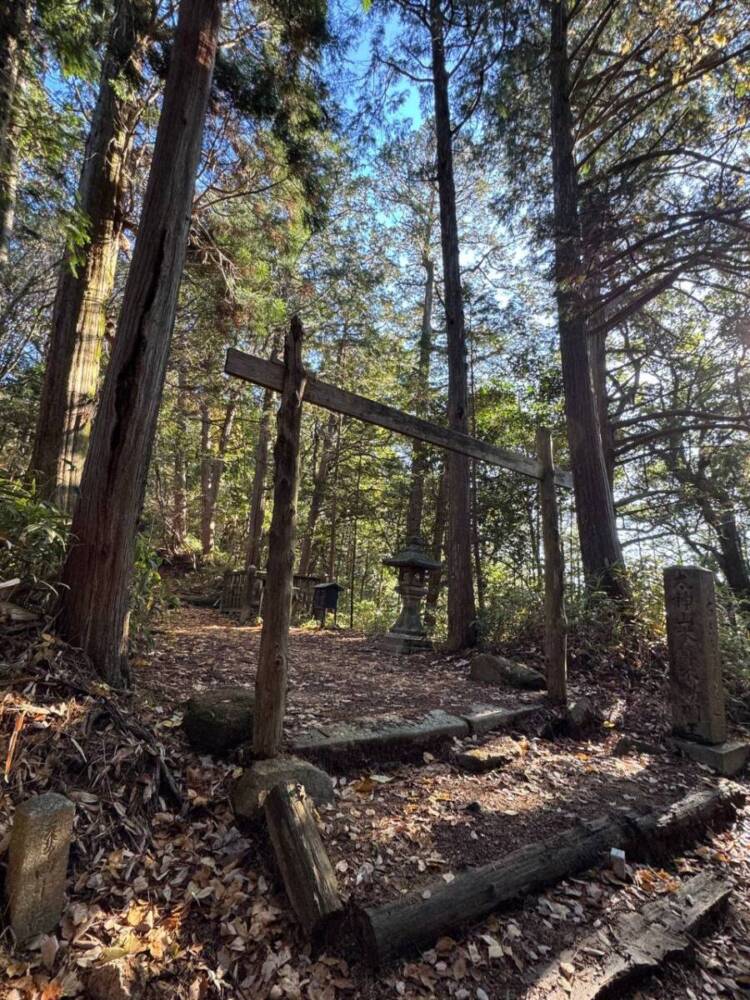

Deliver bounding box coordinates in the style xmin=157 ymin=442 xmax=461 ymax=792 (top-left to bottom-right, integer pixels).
xmin=380 ymin=536 xmax=442 ymax=654
xmin=664 ymin=566 xmax=726 ymax=744
xmin=5 ymin=792 xmax=75 ymax=944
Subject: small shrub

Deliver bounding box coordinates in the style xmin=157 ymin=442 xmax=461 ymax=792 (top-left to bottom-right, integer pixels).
xmin=0 ymin=476 xmax=69 ymax=612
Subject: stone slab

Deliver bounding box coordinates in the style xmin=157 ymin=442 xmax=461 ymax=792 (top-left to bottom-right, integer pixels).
xmin=6 ymin=792 xmax=75 ymax=944
xmin=664 ymin=566 xmax=727 ymax=744
xmin=669 ymin=737 xmax=750 ymax=777
xmin=379 ymin=633 xmax=433 ymax=655
xmin=459 ymin=702 xmax=543 ymax=736
xmin=232 ymin=756 xmax=334 ymax=820
xmin=292 ymin=709 xmax=469 ymax=755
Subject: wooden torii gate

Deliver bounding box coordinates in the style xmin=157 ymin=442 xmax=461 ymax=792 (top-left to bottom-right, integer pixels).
xmin=226 ymin=321 xmax=571 ymax=758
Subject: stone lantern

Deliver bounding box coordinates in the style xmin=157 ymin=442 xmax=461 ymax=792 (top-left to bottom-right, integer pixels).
xmin=381 ymin=535 xmax=442 ymax=653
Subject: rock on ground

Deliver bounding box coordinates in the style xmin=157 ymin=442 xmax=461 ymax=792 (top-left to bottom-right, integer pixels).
xmin=182 ymin=686 xmax=254 ymax=752
xmin=469 ymin=653 xmax=546 ymax=691
xmin=87 ymin=960 xmax=143 ymax=1000
xmin=232 ymin=755 xmax=335 ymax=820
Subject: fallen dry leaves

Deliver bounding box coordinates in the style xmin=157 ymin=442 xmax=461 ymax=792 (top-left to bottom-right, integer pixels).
xmin=0 ymin=607 xmax=748 ymax=999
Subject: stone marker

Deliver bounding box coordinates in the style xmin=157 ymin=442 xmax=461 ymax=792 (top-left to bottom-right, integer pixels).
xmin=664 ymin=566 xmax=727 ymax=745
xmin=5 ymin=792 xmax=74 ymax=944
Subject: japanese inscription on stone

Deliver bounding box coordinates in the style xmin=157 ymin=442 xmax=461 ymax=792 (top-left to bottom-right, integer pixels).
xmin=664 ymin=566 xmax=727 ymax=745
xmin=5 ymin=792 xmax=75 ymax=944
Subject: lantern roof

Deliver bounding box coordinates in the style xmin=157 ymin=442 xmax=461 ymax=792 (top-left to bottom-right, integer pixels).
xmin=382 ymin=535 xmax=442 ymax=571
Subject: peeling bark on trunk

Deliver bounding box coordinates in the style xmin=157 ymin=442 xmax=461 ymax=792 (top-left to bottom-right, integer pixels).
xmin=58 ymin=0 xmax=221 ymax=686
xmin=29 ymin=0 xmax=154 ymax=509
xmin=549 ymin=0 xmax=627 ymax=599
xmin=429 ymin=0 xmax=476 ymax=647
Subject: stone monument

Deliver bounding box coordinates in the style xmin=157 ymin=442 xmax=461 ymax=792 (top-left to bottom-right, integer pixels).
xmin=5 ymin=792 xmax=75 ymax=944
xmin=380 ymin=535 xmax=441 ymax=654
xmin=664 ymin=565 xmax=749 ymax=775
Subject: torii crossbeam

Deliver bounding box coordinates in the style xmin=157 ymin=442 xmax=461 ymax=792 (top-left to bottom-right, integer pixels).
xmin=225 ymin=347 xmax=573 ymax=489
xmin=226 ymin=332 xmax=569 ymax=759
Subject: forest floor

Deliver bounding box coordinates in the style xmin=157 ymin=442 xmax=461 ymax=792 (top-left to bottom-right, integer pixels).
xmin=1 ymin=605 xmax=749 ymax=1000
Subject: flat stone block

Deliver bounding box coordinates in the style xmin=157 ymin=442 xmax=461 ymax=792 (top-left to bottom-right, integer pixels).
xmin=232 ymin=755 xmax=335 ymax=820
xmin=291 ymin=710 xmax=469 ymax=755
xmin=670 ymin=737 xmax=750 ymax=777
xmin=460 ymin=702 xmax=542 ymax=736
xmin=378 ymin=633 xmax=432 ymax=655
xmin=6 ymin=792 xmax=75 ymax=944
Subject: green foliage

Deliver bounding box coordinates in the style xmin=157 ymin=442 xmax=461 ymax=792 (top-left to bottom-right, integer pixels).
xmin=129 ymin=534 xmax=170 ymax=647
xmin=0 ymin=476 xmax=69 ymax=611
xmin=351 ymin=596 xmax=398 ymax=635
xmin=716 ymin=588 xmax=750 ymax=720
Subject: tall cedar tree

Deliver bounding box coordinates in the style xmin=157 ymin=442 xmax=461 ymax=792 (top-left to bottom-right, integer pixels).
xmin=58 ymin=0 xmax=222 ymax=685
xmin=29 ymin=0 xmax=155 ymax=510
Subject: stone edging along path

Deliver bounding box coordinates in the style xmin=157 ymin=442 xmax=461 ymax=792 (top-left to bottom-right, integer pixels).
xmin=290 ymin=699 xmax=545 ymax=756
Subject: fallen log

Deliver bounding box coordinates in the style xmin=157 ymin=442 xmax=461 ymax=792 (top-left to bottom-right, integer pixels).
xmin=532 ymin=869 xmax=732 ymax=998
xmin=355 ymin=785 xmax=743 ymax=967
xmin=264 ymin=782 xmax=343 ymax=941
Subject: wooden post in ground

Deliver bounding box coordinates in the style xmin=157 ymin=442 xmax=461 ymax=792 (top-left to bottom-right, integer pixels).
xmin=253 ymin=318 xmax=306 ymax=757
xmin=536 ymin=428 xmax=567 ymax=704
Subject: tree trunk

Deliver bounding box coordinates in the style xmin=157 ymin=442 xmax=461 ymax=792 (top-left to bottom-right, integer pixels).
xmin=590 ymin=326 xmax=615 ymax=488
xmin=424 ymin=468 xmax=447 ymax=632
xmin=405 ymin=255 xmax=434 ymax=538
xmin=429 ymin=0 xmax=476 ymax=648
xmin=198 ymin=396 xmax=234 ymax=556
xmin=300 ymin=335 xmax=348 ymax=577
xmin=58 ymin=0 xmax=222 ymax=686
xmin=0 ymin=0 xmax=31 ymax=264
xmin=172 ymin=357 xmax=189 ymax=551
xmin=714 ymin=503 xmax=750 ymax=602
xmin=28 ymin=0 xmax=154 ymax=509
xmin=199 ymin=402 xmax=213 ymax=554
xmin=549 ymin=0 xmax=627 ymax=599
xmin=299 ymin=410 xmax=337 ymax=577
xmin=536 ymin=428 xmax=567 ymax=704
xmin=239 ymin=383 xmax=275 ymax=623
xmin=253 ymin=318 xmax=306 ymax=757
xmin=324 ymin=415 xmax=343 ymax=580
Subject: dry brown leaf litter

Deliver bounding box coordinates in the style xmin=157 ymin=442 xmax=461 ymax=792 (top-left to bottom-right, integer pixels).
xmin=0 ymin=607 xmax=748 ymax=999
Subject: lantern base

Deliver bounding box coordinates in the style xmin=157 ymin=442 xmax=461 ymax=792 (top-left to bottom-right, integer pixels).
xmin=379 ymin=632 xmax=433 ymax=655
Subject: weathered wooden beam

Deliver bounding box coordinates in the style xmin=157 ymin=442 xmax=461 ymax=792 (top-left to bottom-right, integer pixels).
xmin=265 ymin=782 xmax=343 ymax=940
xmin=225 ymin=348 xmax=574 ymax=489
xmin=253 ymin=320 xmax=306 ymax=758
xmin=355 ymin=785 xmax=743 ymax=967
xmin=531 ymin=870 xmax=732 ymax=999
